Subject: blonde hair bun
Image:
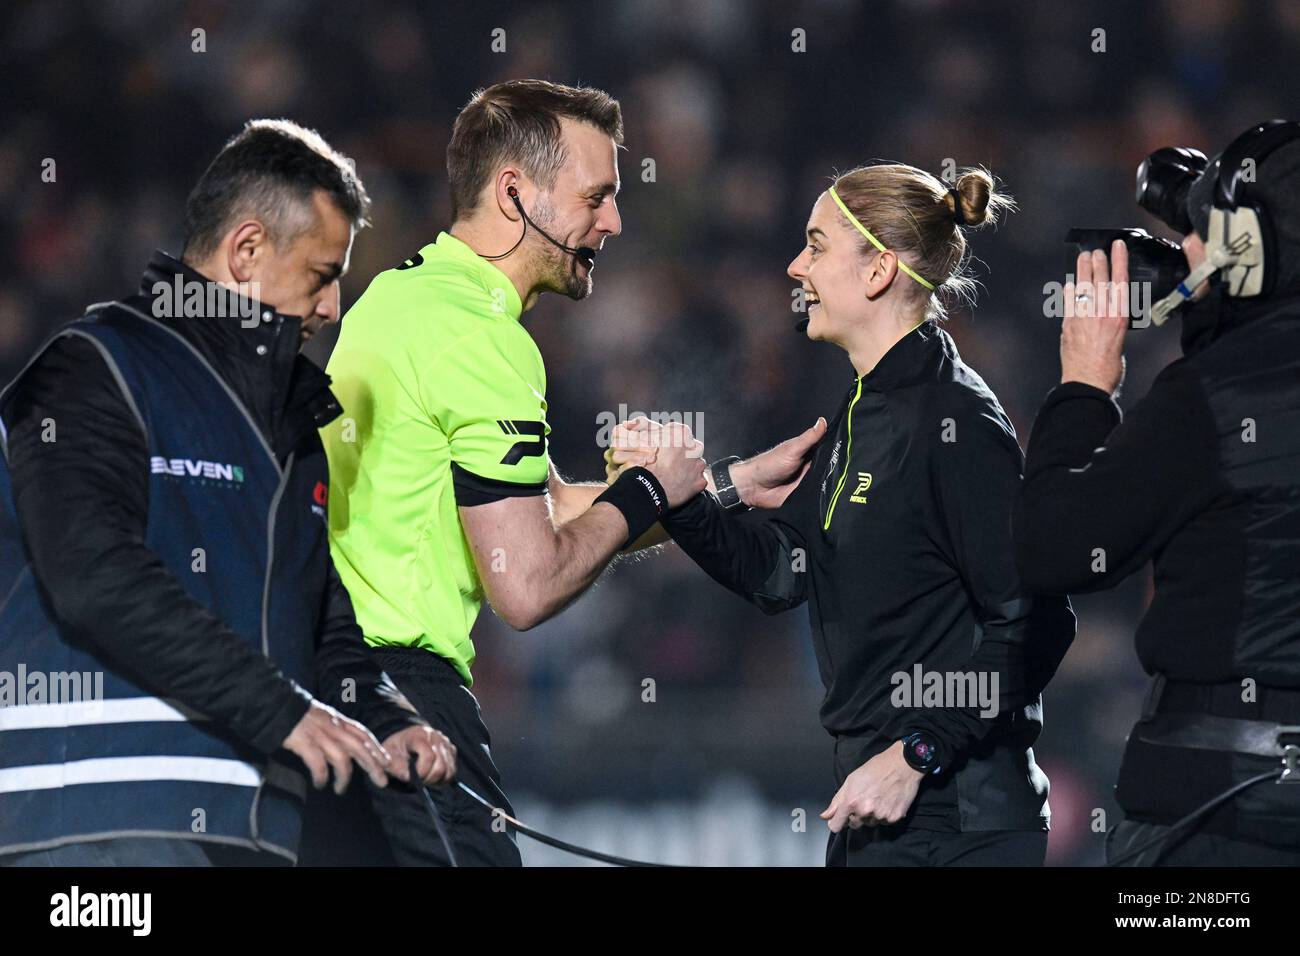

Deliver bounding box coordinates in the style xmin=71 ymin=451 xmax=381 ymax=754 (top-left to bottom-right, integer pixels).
xmin=949 ymin=167 xmax=1013 ymax=229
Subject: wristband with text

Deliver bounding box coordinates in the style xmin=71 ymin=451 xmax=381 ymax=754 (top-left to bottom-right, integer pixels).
xmin=595 ymin=466 xmax=668 ymax=548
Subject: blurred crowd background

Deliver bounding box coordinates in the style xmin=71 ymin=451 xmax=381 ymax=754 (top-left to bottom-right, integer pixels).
xmin=3 ymin=0 xmax=1298 ymax=864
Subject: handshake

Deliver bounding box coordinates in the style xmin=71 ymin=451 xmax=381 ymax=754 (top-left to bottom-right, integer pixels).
xmin=603 ymin=417 xmax=709 ymax=510
xmin=602 ymin=415 xmax=830 ymax=511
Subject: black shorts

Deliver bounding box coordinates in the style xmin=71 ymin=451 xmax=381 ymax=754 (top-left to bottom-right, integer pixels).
xmin=300 ymin=646 xmax=521 ymax=867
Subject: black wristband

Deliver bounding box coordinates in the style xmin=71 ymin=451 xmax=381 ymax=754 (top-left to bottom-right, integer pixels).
xmin=594 ymin=466 xmax=668 ymax=548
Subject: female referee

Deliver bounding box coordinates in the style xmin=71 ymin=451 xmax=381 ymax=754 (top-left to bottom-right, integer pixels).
xmin=616 ymin=163 xmax=1076 ymax=866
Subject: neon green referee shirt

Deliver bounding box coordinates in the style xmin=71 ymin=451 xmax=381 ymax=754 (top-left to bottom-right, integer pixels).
xmin=323 ymin=232 xmax=551 ymax=684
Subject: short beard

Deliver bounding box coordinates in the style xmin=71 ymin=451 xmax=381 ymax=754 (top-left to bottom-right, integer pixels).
xmin=530 ymin=201 xmax=592 ymax=301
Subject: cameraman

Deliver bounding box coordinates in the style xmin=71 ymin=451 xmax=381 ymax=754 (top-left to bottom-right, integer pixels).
xmin=1012 ymin=121 xmax=1300 ymax=866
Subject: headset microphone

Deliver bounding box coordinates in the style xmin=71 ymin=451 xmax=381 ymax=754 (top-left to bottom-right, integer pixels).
xmin=1151 ymin=246 xmax=1234 ymax=325
xmin=482 ymin=185 xmax=597 ymax=265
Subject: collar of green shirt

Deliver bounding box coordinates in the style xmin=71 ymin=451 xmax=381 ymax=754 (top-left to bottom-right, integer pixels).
xmin=434 ymin=231 xmax=525 ymax=322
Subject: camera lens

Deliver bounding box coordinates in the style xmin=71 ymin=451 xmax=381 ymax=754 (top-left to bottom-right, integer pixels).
xmin=1064 ymin=227 xmax=1190 ymax=322
xmin=1136 ymin=146 xmax=1209 ymax=235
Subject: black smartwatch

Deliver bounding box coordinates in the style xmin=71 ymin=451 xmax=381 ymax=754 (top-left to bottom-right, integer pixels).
xmin=709 ymin=456 xmax=746 ymax=512
xmin=900 ymin=731 xmax=943 ymax=775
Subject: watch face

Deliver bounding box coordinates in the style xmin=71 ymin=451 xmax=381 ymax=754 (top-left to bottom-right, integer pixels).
xmin=905 ymin=734 xmax=939 ymax=773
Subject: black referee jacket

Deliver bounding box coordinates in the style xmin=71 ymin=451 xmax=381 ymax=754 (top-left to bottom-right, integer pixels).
xmin=663 ymin=323 xmax=1075 ymax=831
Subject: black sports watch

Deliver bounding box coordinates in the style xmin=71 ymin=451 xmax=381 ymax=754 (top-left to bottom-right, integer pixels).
xmin=709 ymin=456 xmax=747 ymax=512
xmin=900 ymin=731 xmax=944 ymax=775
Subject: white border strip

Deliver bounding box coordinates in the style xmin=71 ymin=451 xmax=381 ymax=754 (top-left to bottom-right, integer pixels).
xmin=0 ymin=756 xmax=264 ymax=793
xmin=0 ymin=696 xmax=204 ymax=730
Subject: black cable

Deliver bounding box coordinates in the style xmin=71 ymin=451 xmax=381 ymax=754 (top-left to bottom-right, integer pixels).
xmin=480 ymin=188 xmax=536 ymax=261
xmin=454 ymin=781 xmax=672 ymax=867
xmin=1105 ymin=769 xmax=1282 ymax=866
xmin=480 ymin=221 xmax=527 ymax=261
xmin=409 ymin=755 xmax=458 ymax=867
xmin=480 ymin=188 xmax=595 ymax=264
xmin=457 ymin=785 xmax=676 ymax=868
xmin=415 ymin=758 xmax=1282 ymax=867
xmin=408 ymin=756 xmax=670 ymax=867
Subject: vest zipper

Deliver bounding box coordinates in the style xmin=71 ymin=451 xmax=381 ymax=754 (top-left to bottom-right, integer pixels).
xmin=823 ymin=377 xmax=863 ymax=531
xmin=252 ymin=450 xmax=295 ymax=851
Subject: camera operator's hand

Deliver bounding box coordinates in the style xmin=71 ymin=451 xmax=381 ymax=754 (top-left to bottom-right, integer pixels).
xmin=1061 ymin=241 xmax=1129 ymax=395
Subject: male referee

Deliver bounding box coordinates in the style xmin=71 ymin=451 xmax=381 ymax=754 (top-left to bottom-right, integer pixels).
xmin=322 ymin=80 xmax=820 ymax=865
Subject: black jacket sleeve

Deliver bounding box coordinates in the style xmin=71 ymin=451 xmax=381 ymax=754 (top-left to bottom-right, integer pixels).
xmin=660 ymin=456 xmax=818 ymax=615
xmin=3 ymin=335 xmax=311 ymax=755
xmin=1012 ymin=364 xmax=1221 ymax=594
xmin=886 ymin=395 xmax=1076 ymax=763
xmin=314 ymin=559 xmax=427 ymax=742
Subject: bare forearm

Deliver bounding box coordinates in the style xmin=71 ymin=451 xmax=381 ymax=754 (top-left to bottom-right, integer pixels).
xmin=549 ymin=477 xmax=605 ymax=526
xmin=486 ymin=441 xmax=709 ymax=627
xmin=552 ymin=473 xmax=668 ymax=551
xmin=476 ymin=498 xmax=628 ymax=630
xmin=534 ymin=502 xmax=629 ymax=620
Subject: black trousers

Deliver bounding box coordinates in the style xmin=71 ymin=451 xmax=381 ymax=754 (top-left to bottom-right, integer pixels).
xmin=300 ymin=646 xmax=521 ymax=867
xmin=1106 ymin=818 xmax=1300 ymax=867
xmin=827 ymin=823 xmax=1048 ymax=866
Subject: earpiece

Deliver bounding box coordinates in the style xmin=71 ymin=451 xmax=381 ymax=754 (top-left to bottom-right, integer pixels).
xmin=483 ymin=182 xmax=597 ymax=266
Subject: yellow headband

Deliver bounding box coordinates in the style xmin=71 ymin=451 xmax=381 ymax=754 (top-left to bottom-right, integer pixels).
xmin=827 ymin=186 xmax=935 ymax=291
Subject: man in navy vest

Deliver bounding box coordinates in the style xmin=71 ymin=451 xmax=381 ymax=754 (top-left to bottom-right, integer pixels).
xmin=0 ymin=119 xmax=456 ymax=866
